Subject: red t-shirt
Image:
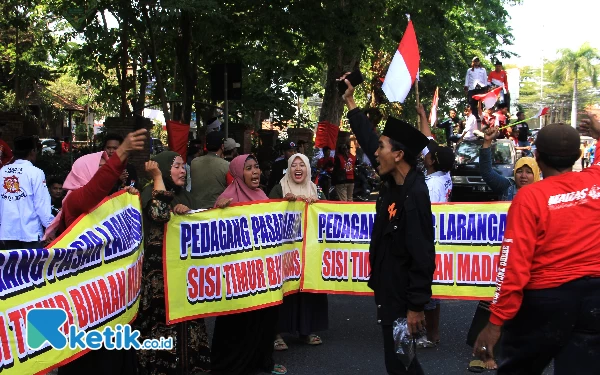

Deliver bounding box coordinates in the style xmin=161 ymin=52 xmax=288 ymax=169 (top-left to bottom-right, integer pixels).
xmin=336 ymin=154 xmax=356 ymax=181
xmin=490 ymin=157 xmax=600 ymax=325
xmin=0 ymin=139 xmax=13 ymax=167
xmin=488 ymin=70 xmax=509 ymax=92
xmin=317 ymin=157 xmax=334 ymax=173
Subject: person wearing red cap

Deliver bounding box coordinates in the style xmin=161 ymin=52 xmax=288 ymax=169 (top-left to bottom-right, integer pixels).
xmin=341 ymin=74 xmax=435 ymax=375
xmin=474 ymin=116 xmax=600 ymax=374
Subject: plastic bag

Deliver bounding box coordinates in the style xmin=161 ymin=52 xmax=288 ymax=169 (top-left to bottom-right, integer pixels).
xmin=392 ymin=318 xmax=419 ymax=369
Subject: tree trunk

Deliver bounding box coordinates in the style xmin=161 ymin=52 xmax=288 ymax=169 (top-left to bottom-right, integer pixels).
xmin=570 ymin=72 xmax=578 ymax=128
xmin=143 ymin=5 xmax=170 ymax=121
xmin=318 ymin=47 xmax=359 ymax=126
xmin=119 ymin=4 xmax=130 ymax=119
xmin=136 ymin=59 xmax=148 ymax=115
xmin=175 ymin=11 xmax=196 ymax=125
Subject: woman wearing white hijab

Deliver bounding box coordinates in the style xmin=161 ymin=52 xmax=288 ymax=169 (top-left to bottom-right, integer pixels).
xmin=269 ymin=153 xmax=328 ymax=350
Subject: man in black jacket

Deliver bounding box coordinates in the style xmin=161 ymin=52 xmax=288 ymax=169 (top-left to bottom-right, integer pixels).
xmin=341 ymin=75 xmax=436 ymax=375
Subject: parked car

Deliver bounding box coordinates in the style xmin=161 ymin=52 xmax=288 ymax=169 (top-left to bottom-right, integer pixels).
xmin=39 ymin=138 xmax=57 ymax=155
xmin=451 ymin=139 xmax=517 ymax=202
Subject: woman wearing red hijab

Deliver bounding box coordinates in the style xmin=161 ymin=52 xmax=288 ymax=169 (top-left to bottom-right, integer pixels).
xmin=211 ymin=154 xmax=287 ymax=375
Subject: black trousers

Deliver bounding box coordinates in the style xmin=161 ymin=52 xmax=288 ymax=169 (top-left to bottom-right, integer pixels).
xmin=381 ymin=325 xmax=424 ymax=375
xmin=498 ymin=277 xmax=600 ymax=375
xmin=0 ymin=240 xmax=41 ymax=250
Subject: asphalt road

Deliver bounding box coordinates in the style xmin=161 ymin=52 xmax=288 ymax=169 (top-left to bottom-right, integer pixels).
xmin=207 ymin=295 xmax=552 ymax=375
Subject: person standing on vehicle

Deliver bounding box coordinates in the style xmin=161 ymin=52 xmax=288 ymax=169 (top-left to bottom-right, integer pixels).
xmin=474 ymin=118 xmax=600 ymax=375
xmin=459 ymin=107 xmax=480 ymax=142
xmin=464 ymin=57 xmax=488 ymax=119
xmin=342 ymin=75 xmax=435 ymax=375
xmin=332 ymin=143 xmax=356 ymax=201
xmin=416 ymin=104 xmax=455 ymax=348
xmin=488 ymin=60 xmax=510 ymax=109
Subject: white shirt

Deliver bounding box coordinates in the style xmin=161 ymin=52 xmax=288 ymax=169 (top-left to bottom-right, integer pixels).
xmin=425 ymin=171 xmax=453 ymax=203
xmin=462 ymin=114 xmax=478 ymax=140
xmin=464 ymin=67 xmax=488 ymax=90
xmin=0 ymin=159 xmax=54 ymax=242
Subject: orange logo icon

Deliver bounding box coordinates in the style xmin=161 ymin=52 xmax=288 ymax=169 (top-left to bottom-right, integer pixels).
xmin=3 ymin=175 xmax=20 ymax=193
xmin=387 ymin=202 xmax=397 ymax=220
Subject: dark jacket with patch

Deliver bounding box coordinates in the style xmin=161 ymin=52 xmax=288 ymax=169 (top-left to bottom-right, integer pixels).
xmin=348 ymin=108 xmax=436 ymax=325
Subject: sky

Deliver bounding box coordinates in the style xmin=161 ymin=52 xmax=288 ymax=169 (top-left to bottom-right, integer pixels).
xmin=504 ymin=0 xmax=600 ymax=67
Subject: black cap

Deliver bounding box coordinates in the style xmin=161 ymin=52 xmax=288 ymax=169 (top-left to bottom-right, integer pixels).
xmin=535 ymin=123 xmax=580 ymax=157
xmin=382 ymin=117 xmax=429 ymax=156
xmin=206 ymin=131 xmax=225 ymax=149
xmin=495 ymin=60 xmax=502 ymax=65
xmin=281 ymin=140 xmax=298 ymax=151
xmin=14 ymin=136 xmax=37 ymax=153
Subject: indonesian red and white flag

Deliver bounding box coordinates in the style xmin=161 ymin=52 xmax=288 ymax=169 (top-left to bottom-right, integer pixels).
xmin=533 ymin=107 xmax=549 ymax=118
xmin=382 ymin=20 xmax=420 ymax=103
xmin=429 ymin=87 xmax=439 ymax=127
xmin=472 ymin=86 xmax=503 ymax=109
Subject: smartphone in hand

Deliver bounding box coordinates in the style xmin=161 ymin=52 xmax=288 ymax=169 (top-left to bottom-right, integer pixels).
xmin=338 ymin=70 xmax=364 ymax=93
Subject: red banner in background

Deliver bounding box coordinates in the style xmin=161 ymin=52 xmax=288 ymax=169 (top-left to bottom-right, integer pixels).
xmin=166 ymin=120 xmax=190 ymax=162
xmin=314 ymin=121 xmax=339 ymax=151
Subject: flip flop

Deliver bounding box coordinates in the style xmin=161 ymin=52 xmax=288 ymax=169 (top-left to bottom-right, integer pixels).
xmin=467 ymin=360 xmax=486 ymax=373
xmin=272 ymin=364 xmax=287 ymax=374
xmin=304 ymin=334 xmax=322 ymax=345
xmin=274 ymin=338 xmax=288 ymax=351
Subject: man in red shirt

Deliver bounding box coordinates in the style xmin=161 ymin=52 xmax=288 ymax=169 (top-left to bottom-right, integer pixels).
xmin=475 ymin=117 xmax=600 ymax=374
xmin=488 ymin=60 xmax=510 ymax=109
xmin=316 ymin=146 xmax=335 ymax=199
xmin=333 ymin=143 xmax=356 ymax=201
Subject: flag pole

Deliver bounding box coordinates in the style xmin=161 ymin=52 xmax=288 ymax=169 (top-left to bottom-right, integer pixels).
xmin=415 ymin=79 xmax=421 ymax=130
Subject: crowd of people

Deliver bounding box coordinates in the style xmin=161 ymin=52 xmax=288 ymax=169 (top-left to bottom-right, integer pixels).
xmin=0 ymin=57 xmax=599 ymax=375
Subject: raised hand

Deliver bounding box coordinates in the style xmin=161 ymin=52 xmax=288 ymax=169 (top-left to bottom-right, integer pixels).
xmin=145 ymin=160 xmax=161 ymax=179
xmin=579 ymin=111 xmax=600 ymax=139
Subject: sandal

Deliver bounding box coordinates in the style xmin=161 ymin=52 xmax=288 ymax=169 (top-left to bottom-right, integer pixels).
xmin=467 ymin=360 xmax=486 ymax=373
xmin=303 ymin=334 xmax=322 ymax=345
xmin=274 ymin=338 xmax=288 ymax=351
xmin=272 ymin=364 xmax=287 ymax=374
xmin=468 ymin=359 xmax=496 ymax=373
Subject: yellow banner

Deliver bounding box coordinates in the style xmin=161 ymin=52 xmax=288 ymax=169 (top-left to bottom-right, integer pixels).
xmin=0 ymin=192 xmax=143 ymax=375
xmin=164 ymin=200 xmax=306 ymax=324
xmin=302 ymin=201 xmax=510 ymax=300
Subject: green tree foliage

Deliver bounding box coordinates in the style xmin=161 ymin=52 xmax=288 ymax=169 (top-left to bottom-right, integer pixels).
xmin=3 ymin=0 xmax=517 ymax=139
xmin=552 ymin=43 xmax=599 ymax=126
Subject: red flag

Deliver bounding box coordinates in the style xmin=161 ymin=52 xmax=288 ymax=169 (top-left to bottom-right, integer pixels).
xmin=533 ymin=107 xmax=549 ymax=118
xmin=472 ymin=87 xmax=503 ymax=109
xmin=314 ymin=121 xmax=339 ymax=151
xmin=429 ymin=87 xmax=439 ymax=127
xmin=166 ymin=120 xmax=190 ymax=162
xmin=382 ymin=20 xmax=420 ymax=103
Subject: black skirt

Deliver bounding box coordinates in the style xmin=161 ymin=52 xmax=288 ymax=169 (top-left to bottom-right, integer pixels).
xmin=278 ymin=293 xmax=329 ymax=336
xmin=211 ymin=306 xmax=279 ymax=375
